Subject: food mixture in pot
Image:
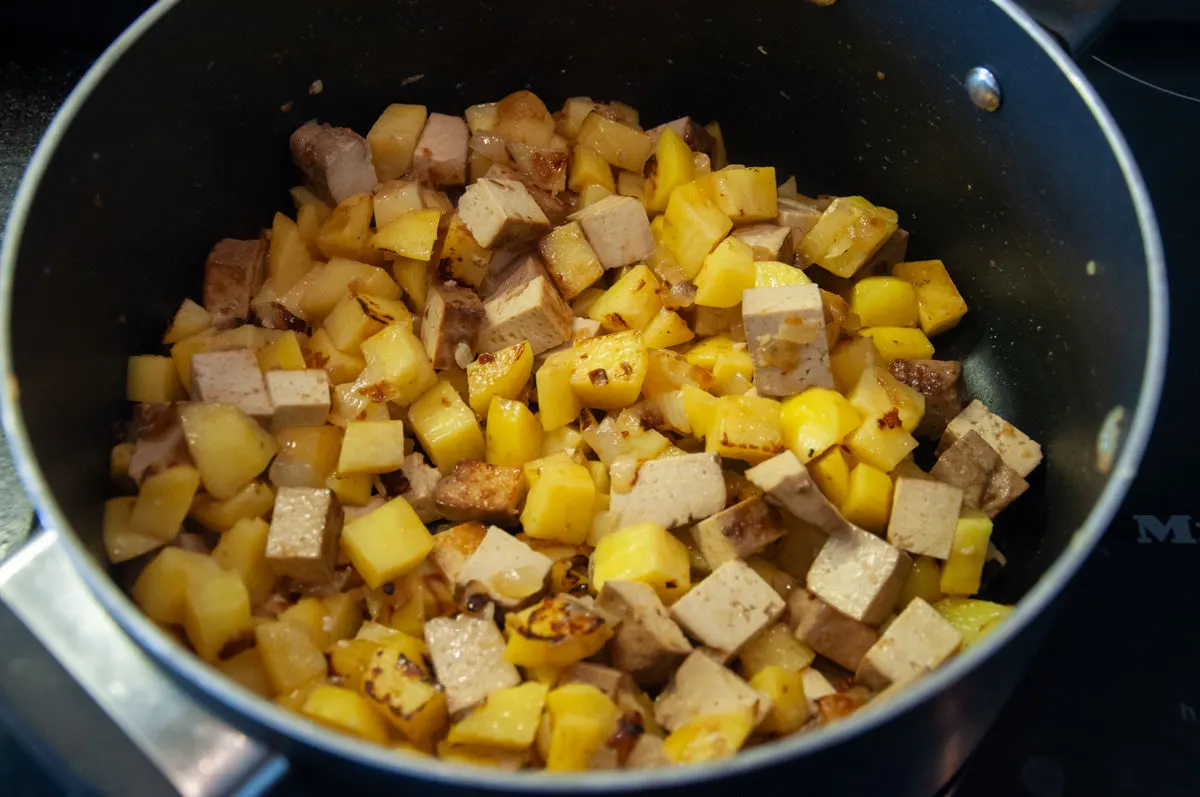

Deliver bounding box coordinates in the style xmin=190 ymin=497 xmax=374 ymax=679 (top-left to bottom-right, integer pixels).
xmin=105 ymin=90 xmax=1042 ymax=769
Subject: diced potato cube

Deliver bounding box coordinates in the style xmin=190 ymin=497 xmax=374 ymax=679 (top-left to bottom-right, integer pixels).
xmin=588 ymin=264 xmax=661 ymax=332
xmin=535 ymin=350 xmax=582 ymax=431
xmin=681 ymin=384 xmax=719 ymax=439
xmin=256 ymin=619 xmax=328 ymax=694
xmin=131 ymin=547 xmax=221 ymax=625
xmin=846 ymin=412 xmax=919 ymax=472
xmin=749 ymin=666 xmax=809 ymax=734
xmin=486 ymin=397 xmax=543 ymax=468
xmin=893 ymin=259 xmax=969 ymax=336
xmin=341 ymin=497 xmax=433 ymax=588
xmin=808 ymin=446 xmax=852 ymax=505
xmin=372 ymin=179 xmax=423 ymax=228
xmin=642 ymin=309 xmax=694 ymax=349
xmin=840 ymin=462 xmax=894 ymax=533
xmin=647 ymin=347 xmax=716 ymax=396
xmin=662 ymin=709 xmax=755 ymax=764
xmin=754 ymin=260 xmax=810 ymax=288
xmin=316 ymin=195 xmax=376 ymax=263
xmin=367 ymin=104 xmax=429 ymax=181
xmin=324 ymin=291 xmax=408 ymax=354
xmin=592 ymin=522 xmax=691 ymax=603
xmin=269 ymin=425 xmax=342 ymax=489
xmin=568 ymin=145 xmax=616 ymax=193
xmin=308 ymin=328 xmax=367 ymax=384
xmin=706 ymin=394 xmax=784 ymax=464
xmin=848 ymin=365 xmax=926 ymax=433
xmin=447 ymin=682 xmax=549 ymax=751
xmin=268 ymin=212 xmax=314 ymax=293
xmin=190 ymin=480 xmax=275 ymax=532
xmin=257 ymin=330 xmax=308 ymax=372
xmin=391 ymin=257 xmax=430 ymax=311
xmin=218 ymin=648 xmax=273 ymax=697
xmin=495 ymin=90 xmax=556 ymax=146
xmin=899 ymin=555 xmax=945 ymax=610
xmin=521 ymin=460 xmax=596 ymax=544
xmin=662 ymin=181 xmax=733 ymax=279
xmin=537 ymin=222 xmax=605 ymax=301
xmin=357 ymin=323 xmax=438 ymax=407
xmin=737 ymin=624 xmax=815 ymax=678
xmin=644 ymin=127 xmax=695 ymax=212
xmin=302 ymin=257 xmax=399 ymax=321
xmin=939 ymin=509 xmax=993 ymax=596
xmin=859 ymin=327 xmax=936 ymax=361
xmin=800 ymin=196 xmax=899 ymax=278
xmin=408 ymin=381 xmax=484 ymax=473
xmin=361 ymin=641 xmax=447 ymax=746
xmin=127 ymin=355 xmax=183 ymax=404
xmin=130 ymin=464 xmax=201 ymax=541
xmin=780 ymin=387 xmax=861 ymax=463
xmin=850 ymin=277 xmax=919 ymax=328
xmin=211 ymin=517 xmax=277 ymax=605
xmin=371 ymin=208 xmax=442 ymax=261
xmin=183 ymin=568 xmax=250 ymax=661
xmin=435 ymin=213 xmax=492 ymax=289
xmin=694 ymin=237 xmax=754 ymax=309
xmin=103 ymin=496 xmax=163 ymax=564
xmin=933 ymin=597 xmax=1012 ymax=648
xmin=506 ymin=596 xmax=614 ymax=668
xmin=163 ymin=298 xmax=213 ymax=345
xmin=336 ymin=419 xmax=407 ymax=474
xmin=570 ymin=330 xmax=648 ymax=410
xmin=577 ymin=113 xmax=652 ymax=172
xmin=303 ymin=684 xmax=391 ymax=745
xmin=542 ymin=683 xmax=620 ymax=771
xmin=467 ymin=340 xmax=534 ymax=416
xmin=710 ymin=166 xmax=777 ymax=222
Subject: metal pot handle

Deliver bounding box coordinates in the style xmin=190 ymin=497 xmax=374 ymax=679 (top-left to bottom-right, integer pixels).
xmin=0 ymin=528 xmax=289 ymax=797
xmin=1011 ymin=0 xmax=1121 ymax=55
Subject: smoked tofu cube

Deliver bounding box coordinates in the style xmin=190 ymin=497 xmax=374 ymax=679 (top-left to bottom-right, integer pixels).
xmin=429 ymin=522 xmax=487 ymax=583
xmin=938 ymin=400 xmax=1043 ymax=478
xmin=537 ymin=221 xmax=605 ymax=301
xmin=654 ymin=650 xmax=771 ymax=731
xmin=458 ymin=178 xmax=550 ymax=248
xmin=340 ymin=496 xmax=433 ymax=588
xmin=569 ymin=195 xmax=655 ymax=270
xmin=886 ymin=477 xmax=964 ymax=559
xmin=930 ymin=430 xmax=1030 ymax=518
xmin=290 ymin=122 xmax=378 ymax=205
xmin=742 ymin=283 xmax=834 ymax=397
xmin=203 ymin=238 xmax=266 ymax=324
xmin=807 ymin=525 xmax=911 ymax=625
xmin=396 ymin=452 xmax=444 ymax=523
xmin=421 ymin=280 xmax=484 ymax=369
xmin=432 ymin=460 xmax=525 ymax=525
xmin=412 ymin=112 xmax=468 ymax=187
xmin=888 ymin=359 xmax=966 ymax=440
xmin=745 ymin=451 xmax=846 ymax=533
xmin=478 ymin=276 xmax=574 ymax=356
xmin=425 ymin=615 xmax=522 ymax=714
xmin=265 ymin=486 xmax=343 ymax=584
xmin=606 ymin=452 xmax=726 ymax=529
xmin=788 ymin=590 xmax=879 ymax=671
xmin=265 ymin=369 xmax=330 ymax=429
xmin=855 ymin=597 xmax=962 ymax=689
xmin=669 ymin=560 xmax=786 ymax=656
xmin=557 ymin=662 xmax=630 ymax=700
xmin=456 ymin=525 xmax=553 ymax=608
xmin=597 ymin=581 xmax=693 ymax=688
xmin=189 ymin=348 xmax=273 ymax=419
xmin=732 ymin=224 xmax=794 ymax=263
xmin=690 ymin=496 xmax=787 ymax=569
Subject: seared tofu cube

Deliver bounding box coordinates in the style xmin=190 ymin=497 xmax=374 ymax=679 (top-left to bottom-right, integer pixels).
xmin=204 ymin=238 xmax=266 ymax=324
xmin=607 ymin=452 xmax=726 ymax=530
xmin=189 ymin=349 xmax=272 ymax=420
xmin=807 ymin=525 xmax=910 ymax=625
xmin=745 ymin=451 xmax=845 ymax=533
xmin=742 ymin=283 xmax=834 ymax=397
xmin=412 ymin=112 xmax=468 ymax=187
xmin=290 ymin=122 xmax=378 ymax=205
xmin=458 ymin=178 xmax=550 ymax=248
xmin=425 ymin=615 xmax=521 ymax=714
xmin=788 ymin=590 xmax=879 ymax=671
xmin=558 ymin=661 xmax=630 ymax=700
xmin=654 ymin=650 xmax=771 ymax=731
xmin=429 ymin=522 xmax=487 ymax=583
xmin=776 ymin=196 xmax=826 ymax=256
xmin=597 ymin=580 xmax=693 ymax=688
xmin=432 ymin=460 xmax=524 ymax=525
xmin=670 ymin=560 xmax=786 ymax=656
xmin=395 ymin=452 xmax=443 ymax=524
xmin=421 ymin=280 xmax=484 ymax=369
xmin=478 ymin=275 xmax=573 ymax=355
xmin=569 ymin=195 xmax=655 ymax=269
xmin=480 ymin=252 xmax=548 ymax=300
xmin=647 ymin=116 xmax=712 ymax=151
xmin=265 ymin=486 xmax=343 ymax=584
xmin=771 ymin=518 xmax=829 ymax=582
xmin=265 ymin=369 xmax=331 ymax=430
xmin=690 ymin=496 xmax=788 ymax=569
xmin=455 ymin=525 xmax=552 ymax=608
xmin=886 ymin=477 xmax=964 ymax=559
xmin=931 ymin=430 xmax=1030 ymax=518
xmin=939 ymin=400 xmax=1042 ymax=478
xmin=732 ymin=224 xmax=794 ymax=263
xmin=856 ymin=597 xmax=962 ymax=689
xmin=888 ymin=359 xmax=965 ymax=440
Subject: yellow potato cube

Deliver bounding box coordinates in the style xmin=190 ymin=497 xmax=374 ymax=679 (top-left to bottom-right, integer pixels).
xmin=859 ymin=327 xmax=936 ymax=361
xmin=308 ymin=327 xmax=367 ymax=384
xmin=755 ymin=260 xmax=811 ymax=288
xmin=829 ymin=336 xmax=884 ymax=394
xmin=644 ymin=347 xmax=715 ymax=396
xmin=279 ymin=597 xmax=328 ymax=648
xmin=712 ymin=349 xmax=755 ymax=397
xmin=800 ymin=196 xmax=899 ymax=278
xmin=681 ymin=384 xmax=719 ymax=439
xmin=537 ymin=221 xmax=604 ymax=301
xmin=940 ymin=510 xmax=993 ymax=596
xmin=540 ymin=424 xmax=586 ymax=459
xmin=323 ymin=293 xmax=407 ymax=354
xmin=183 ymin=568 xmax=250 ymax=661
xmin=327 ymin=472 xmax=373 ymax=506
xmin=780 ymin=387 xmax=862 ymax=463
xmin=391 ymin=257 xmax=430 ymax=312
xmin=846 ymin=413 xmax=919 ymax=472
xmin=899 ymin=556 xmax=945 ymax=609
xmin=409 ymin=380 xmax=485 ymax=472
xmin=341 ymin=497 xmax=433 ymax=589
xmin=361 ymin=641 xmax=447 ymax=746
xmin=447 ymin=682 xmax=549 ymax=751
xmin=506 ymin=596 xmax=614 ymax=668
xmin=255 ymin=619 xmax=328 ymax=694
xmin=933 ymin=597 xmax=1012 ymax=648
xmin=544 ymin=683 xmax=620 ymax=771
xmin=535 ymin=350 xmax=582 ymax=431
xmin=840 ymin=462 xmax=894 ymax=533
xmin=710 ymin=166 xmax=777 ymax=222
xmin=371 ymin=208 xmax=442 ymax=261
xmin=436 ymin=213 xmax=491 ymax=289
xmin=129 ymin=464 xmax=201 ymax=541
xmin=302 ymin=684 xmax=391 ymax=745
xmin=644 ymin=127 xmax=695 ymax=212
xmin=302 ymin=257 xmax=400 ymax=321
xmin=694 ymin=236 xmax=755 ymax=308
xmin=329 ymin=639 xmax=381 ymax=691
xmin=706 ymin=121 xmax=727 ymax=168
xmin=358 ymin=323 xmax=438 ymax=407
xmin=641 ymin=308 xmax=694 ymax=349
xmin=169 ymin=329 xmax=217 ymax=386
xmin=367 ymin=103 xmax=428 ymax=181
xmin=468 ymin=340 xmax=534 ymax=416
xmin=190 ymin=480 xmax=275 ymax=532
xmin=749 ymin=666 xmax=809 ymax=735
xmin=588 ymin=265 xmax=662 ymax=332
xmin=683 ymin=334 xmax=738 ymax=371
xmin=576 ymin=113 xmax=652 ymax=172
xmin=257 ymin=330 xmax=308 ymax=372
xmin=337 ymin=420 xmax=407 ymax=474
xmin=617 ymin=169 xmax=645 ymax=200
xmin=126 ymin=355 xmax=183 ymax=403
xmin=103 ymin=496 xmax=163 ymax=564
xmin=270 ymin=425 xmax=343 ymax=489
xmin=737 ymin=624 xmax=816 ymax=678
xmin=355 ymin=624 xmax=430 ymax=666
xmin=592 ymin=522 xmax=691 ymax=603
xmin=847 ymin=365 xmax=926 ymax=433
xmin=162 ymin=298 xmax=212 ymax=345
xmin=316 ymin=194 xmax=376 ymax=262
xmin=268 ymin=212 xmax=314 ymax=293
xmin=568 ymin=144 xmax=616 ymax=193
xmin=521 ymin=460 xmax=596 ymax=544
xmin=706 ymin=394 xmax=784 ymax=464
xmin=110 ymin=443 xmax=135 ymax=488
xmin=569 ymin=330 xmax=648 ymax=410
xmin=218 ymin=648 xmax=273 ymax=697
xmin=850 ymin=277 xmax=919 ymax=328
xmin=808 ymin=446 xmax=853 ymax=505
xmin=893 ymin=259 xmax=969 ymax=336
xmin=132 ymin=547 xmax=221 ymax=625
xmin=663 ymin=709 xmax=755 ymax=764
xmin=486 ymin=397 xmax=543 ymax=468
xmin=211 ymin=517 xmax=277 ymax=605
xmin=662 ymin=180 xmax=733 ymax=279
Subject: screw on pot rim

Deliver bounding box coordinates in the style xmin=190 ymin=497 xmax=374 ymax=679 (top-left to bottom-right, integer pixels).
xmin=966 ymin=66 xmax=1003 ymax=111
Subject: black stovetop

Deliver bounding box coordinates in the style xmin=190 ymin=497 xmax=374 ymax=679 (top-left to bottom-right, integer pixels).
xmin=1 ymin=10 xmax=1198 ymax=797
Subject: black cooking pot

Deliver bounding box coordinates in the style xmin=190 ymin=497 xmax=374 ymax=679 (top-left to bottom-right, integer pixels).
xmin=0 ymin=1 xmax=1167 ymax=795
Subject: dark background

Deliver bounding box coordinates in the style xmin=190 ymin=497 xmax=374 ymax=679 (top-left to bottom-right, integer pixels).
xmin=1 ymin=3 xmax=1197 ymax=795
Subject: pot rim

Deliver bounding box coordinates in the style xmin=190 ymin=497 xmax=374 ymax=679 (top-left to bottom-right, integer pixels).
xmin=0 ymin=0 xmax=1167 ymax=790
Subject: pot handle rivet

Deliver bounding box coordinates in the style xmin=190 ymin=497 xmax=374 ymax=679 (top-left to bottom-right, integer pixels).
xmin=966 ymin=66 xmax=1002 ymax=112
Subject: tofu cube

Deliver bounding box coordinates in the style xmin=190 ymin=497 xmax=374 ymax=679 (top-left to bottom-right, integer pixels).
xmin=396 ymin=452 xmax=444 ymax=523
xmin=421 ymin=280 xmax=484 ymax=369
xmin=425 ymin=615 xmax=522 ymax=714
xmin=670 ymin=560 xmax=786 ymax=655
xmin=265 ymin=486 xmax=343 ymax=584
xmin=412 ymin=112 xmax=468 ymax=187
xmin=204 ymin=238 xmax=266 ymax=324
xmin=189 ymin=348 xmax=273 ymax=419
xmin=742 ymin=283 xmax=834 ymax=397
xmin=888 ymin=358 xmax=965 ymax=440
xmin=478 ymin=275 xmax=574 ymax=355
xmin=456 ymin=525 xmax=553 ymax=608
xmin=265 ymin=369 xmax=330 ymax=429
xmin=887 ymin=477 xmax=964 ymax=559
xmin=745 ymin=451 xmax=846 ymax=533
xmin=855 ymin=597 xmax=962 ymax=689
xmin=607 ymin=452 xmax=726 ymax=530
xmin=597 ymin=580 xmax=692 ymax=688
xmin=690 ymin=496 xmax=788 ymax=569
xmin=939 ymin=399 xmax=1043 ymax=478
xmin=732 ymin=223 xmax=794 ymax=263
xmin=428 ymin=522 xmax=488 ymax=583
xmin=569 ymin=195 xmax=655 ymax=269
xmin=931 ymin=430 xmax=1030 ymax=518
xmin=432 ymin=460 xmax=525 ymax=525
xmin=458 ymin=178 xmax=550 ymax=248
xmin=289 ymin=122 xmax=378 ymax=205
xmin=653 ymin=650 xmax=771 ymax=731
xmin=807 ymin=525 xmax=910 ymax=625
xmin=788 ymin=590 xmax=879 ymax=671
